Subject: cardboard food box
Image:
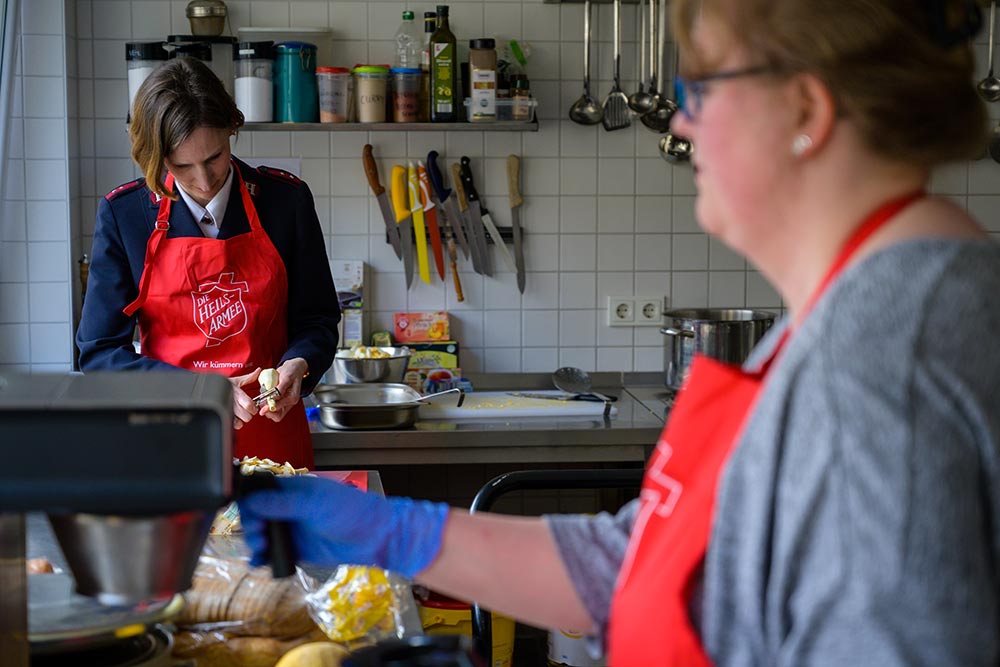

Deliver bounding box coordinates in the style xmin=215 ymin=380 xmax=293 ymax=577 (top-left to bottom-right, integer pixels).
xmin=402 ymin=342 xmax=460 ymax=390
xmin=393 ymin=311 xmax=450 ymax=343
xmin=330 ymin=260 xmax=364 ymax=310
xmin=406 ymin=341 xmax=459 ymax=369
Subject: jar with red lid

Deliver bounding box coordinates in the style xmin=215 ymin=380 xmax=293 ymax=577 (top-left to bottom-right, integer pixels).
xmin=316 ymin=66 xmax=352 ymax=123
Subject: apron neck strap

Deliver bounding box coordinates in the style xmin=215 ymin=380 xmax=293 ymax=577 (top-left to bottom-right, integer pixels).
xmin=802 ymin=189 xmax=925 ymax=318
xmin=760 ymin=189 xmax=925 ymax=371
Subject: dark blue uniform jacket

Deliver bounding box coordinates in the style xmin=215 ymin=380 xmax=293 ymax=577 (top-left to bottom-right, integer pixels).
xmin=76 ymin=157 xmax=340 ymax=394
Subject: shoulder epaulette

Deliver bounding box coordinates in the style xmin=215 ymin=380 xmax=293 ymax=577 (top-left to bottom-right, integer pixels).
xmin=256 ymin=165 xmax=302 ymax=185
xmin=104 ymin=178 xmax=145 ymax=201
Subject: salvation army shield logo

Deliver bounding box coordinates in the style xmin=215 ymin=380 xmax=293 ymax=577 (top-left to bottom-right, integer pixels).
xmin=191 ymin=272 xmax=249 ymax=347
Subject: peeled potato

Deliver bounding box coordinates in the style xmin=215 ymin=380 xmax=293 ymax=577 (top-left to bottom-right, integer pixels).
xmin=259 ymin=368 xmax=279 ymax=412
xmin=275 ymin=642 xmax=349 ymax=667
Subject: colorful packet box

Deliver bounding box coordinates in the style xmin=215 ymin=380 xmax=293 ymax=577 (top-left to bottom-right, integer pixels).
xmin=393 ymin=311 xmax=449 ymax=342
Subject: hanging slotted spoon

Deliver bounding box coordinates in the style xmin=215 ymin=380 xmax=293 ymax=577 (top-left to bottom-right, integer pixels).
xmin=602 ymin=0 xmax=631 ymax=131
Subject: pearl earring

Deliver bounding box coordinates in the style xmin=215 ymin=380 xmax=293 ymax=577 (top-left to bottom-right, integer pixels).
xmin=791 ymin=134 xmax=813 ymax=157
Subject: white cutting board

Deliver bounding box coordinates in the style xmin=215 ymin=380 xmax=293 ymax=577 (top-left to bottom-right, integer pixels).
xmin=419 ymin=391 xmax=616 ymax=419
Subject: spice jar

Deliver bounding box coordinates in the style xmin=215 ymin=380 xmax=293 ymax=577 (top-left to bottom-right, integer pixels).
xmin=511 ymin=74 xmax=531 ymax=121
xmin=468 ymin=38 xmax=497 ymax=122
xmin=390 ymin=67 xmax=422 ymax=122
xmin=233 ymin=41 xmax=274 ymax=123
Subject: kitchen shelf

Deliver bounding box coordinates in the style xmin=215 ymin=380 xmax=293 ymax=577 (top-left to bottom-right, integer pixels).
xmin=242 ymin=120 xmax=539 ymax=132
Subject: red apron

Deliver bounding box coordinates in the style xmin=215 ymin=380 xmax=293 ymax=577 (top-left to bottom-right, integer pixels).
xmin=123 ymin=165 xmax=314 ymax=468
xmin=607 ymin=191 xmax=924 ymax=666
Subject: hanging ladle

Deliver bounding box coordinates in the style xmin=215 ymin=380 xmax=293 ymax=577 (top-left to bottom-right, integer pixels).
xmin=569 ymin=0 xmax=604 ymax=125
xmin=628 ymin=0 xmax=656 ymax=114
xmin=980 ymin=0 xmax=1000 ymax=102
xmin=640 ymin=0 xmax=676 ymax=133
xmin=659 ymin=44 xmax=694 ymax=163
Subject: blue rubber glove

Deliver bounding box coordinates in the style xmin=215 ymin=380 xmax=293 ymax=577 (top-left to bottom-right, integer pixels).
xmin=238 ymin=476 xmax=450 ymax=578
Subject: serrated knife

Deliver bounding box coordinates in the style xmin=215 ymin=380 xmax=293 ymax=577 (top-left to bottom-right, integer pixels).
xmin=362 ymin=144 xmax=402 ymax=259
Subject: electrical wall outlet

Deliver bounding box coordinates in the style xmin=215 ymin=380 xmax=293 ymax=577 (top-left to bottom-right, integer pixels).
xmin=608 ymin=297 xmax=635 ymax=326
xmin=636 ymin=296 xmax=665 ymax=326
xmin=609 ymin=296 xmax=666 ymax=326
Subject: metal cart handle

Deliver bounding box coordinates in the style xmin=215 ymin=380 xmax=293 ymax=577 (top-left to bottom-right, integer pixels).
xmin=468 ymin=468 xmax=645 ymax=662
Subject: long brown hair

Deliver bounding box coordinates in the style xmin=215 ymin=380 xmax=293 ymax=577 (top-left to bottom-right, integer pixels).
xmin=671 ymin=0 xmax=987 ymax=169
xmin=129 ymin=57 xmax=244 ymax=199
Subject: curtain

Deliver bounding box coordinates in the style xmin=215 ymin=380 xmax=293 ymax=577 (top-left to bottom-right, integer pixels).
xmin=0 ymin=0 xmax=21 ymax=202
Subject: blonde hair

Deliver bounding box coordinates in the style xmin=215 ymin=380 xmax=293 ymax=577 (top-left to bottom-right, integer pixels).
xmin=671 ymin=0 xmax=987 ymax=169
xmin=129 ymin=58 xmax=244 ymax=199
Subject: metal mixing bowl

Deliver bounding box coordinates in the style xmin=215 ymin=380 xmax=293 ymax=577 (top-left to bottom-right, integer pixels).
xmin=330 ymin=347 xmax=410 ymax=383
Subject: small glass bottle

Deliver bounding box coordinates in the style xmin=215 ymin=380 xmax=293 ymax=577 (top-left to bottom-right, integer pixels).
xmin=511 ymin=74 xmax=531 ymax=121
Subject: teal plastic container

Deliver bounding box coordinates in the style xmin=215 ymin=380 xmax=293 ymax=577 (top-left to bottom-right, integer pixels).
xmin=273 ymin=41 xmax=318 ymax=122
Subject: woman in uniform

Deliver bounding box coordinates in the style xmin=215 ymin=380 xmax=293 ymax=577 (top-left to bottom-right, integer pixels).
xmin=77 ymin=58 xmax=340 ymax=469
xmin=240 ymin=0 xmax=1000 ymax=664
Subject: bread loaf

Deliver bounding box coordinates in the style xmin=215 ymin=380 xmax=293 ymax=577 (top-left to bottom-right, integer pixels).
xmin=178 ymin=559 xmax=314 ymax=638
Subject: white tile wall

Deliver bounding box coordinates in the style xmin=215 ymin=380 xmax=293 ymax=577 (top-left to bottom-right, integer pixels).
xmin=0 ymin=1 xmax=74 ymax=372
xmin=6 ymin=0 xmax=1000 ymax=376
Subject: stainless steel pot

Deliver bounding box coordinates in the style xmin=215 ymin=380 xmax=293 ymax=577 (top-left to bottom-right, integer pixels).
xmin=314 ymin=383 xmax=464 ymax=430
xmin=660 ymin=308 xmax=776 ymax=390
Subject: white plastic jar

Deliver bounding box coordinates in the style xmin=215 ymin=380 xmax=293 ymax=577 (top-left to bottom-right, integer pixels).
xmin=234 ymin=41 xmax=275 ymax=123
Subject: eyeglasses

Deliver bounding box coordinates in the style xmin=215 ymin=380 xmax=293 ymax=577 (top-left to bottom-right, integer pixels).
xmin=675 ymin=66 xmax=777 ymax=120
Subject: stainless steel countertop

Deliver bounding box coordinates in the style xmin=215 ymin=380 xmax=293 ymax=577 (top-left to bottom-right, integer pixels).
xmin=311 ymin=373 xmax=670 ymax=467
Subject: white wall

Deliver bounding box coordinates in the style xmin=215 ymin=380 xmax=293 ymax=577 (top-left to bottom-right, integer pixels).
xmin=3 ymin=0 xmax=1000 ymax=374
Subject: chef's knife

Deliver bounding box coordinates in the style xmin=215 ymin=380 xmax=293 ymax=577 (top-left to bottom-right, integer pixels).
xmin=427 ymin=151 xmax=471 ymax=260
xmin=460 ymin=156 xmax=516 ymax=274
xmin=362 ymin=144 xmax=402 ymax=259
xmin=506 ymin=154 xmax=527 ymax=293
xmin=452 ymin=162 xmax=489 ymax=276
xmin=507 ymin=391 xmax=613 ymax=403
xmin=407 ymin=162 xmax=431 ymax=284
xmin=417 ymin=161 xmax=446 ymax=281
xmin=390 ymin=165 xmax=415 ymax=288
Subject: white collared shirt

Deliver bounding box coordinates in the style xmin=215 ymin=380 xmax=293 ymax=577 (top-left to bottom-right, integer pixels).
xmin=176 ymin=167 xmax=234 ymax=239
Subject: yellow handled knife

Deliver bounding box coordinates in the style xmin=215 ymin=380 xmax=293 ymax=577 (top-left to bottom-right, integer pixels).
xmin=407 ymin=162 xmax=431 ymax=285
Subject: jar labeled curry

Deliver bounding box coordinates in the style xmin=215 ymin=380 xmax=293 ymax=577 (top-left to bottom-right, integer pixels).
xmin=353 ymin=66 xmax=389 ymax=123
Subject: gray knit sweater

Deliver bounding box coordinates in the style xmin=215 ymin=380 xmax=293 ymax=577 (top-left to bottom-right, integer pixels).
xmin=546 ymin=238 xmax=1000 ymax=666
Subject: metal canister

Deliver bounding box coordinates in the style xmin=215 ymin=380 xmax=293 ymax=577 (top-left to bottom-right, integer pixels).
xmin=273 ymin=41 xmax=318 ymax=122
xmin=660 ymin=308 xmax=776 ymax=391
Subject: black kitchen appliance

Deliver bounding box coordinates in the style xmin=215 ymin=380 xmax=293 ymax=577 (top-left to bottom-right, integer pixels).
xmin=0 ymin=370 xmax=233 ymax=667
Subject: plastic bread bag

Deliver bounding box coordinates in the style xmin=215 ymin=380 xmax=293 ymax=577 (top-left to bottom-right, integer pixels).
xmin=301 ymin=564 xmax=423 ymax=649
xmin=177 ymin=553 xmax=316 ymax=639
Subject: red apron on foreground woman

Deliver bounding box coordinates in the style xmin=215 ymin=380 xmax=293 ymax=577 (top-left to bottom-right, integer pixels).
xmin=240 ymin=1 xmax=1000 ymax=664
xmin=77 ymin=59 xmax=340 ymax=468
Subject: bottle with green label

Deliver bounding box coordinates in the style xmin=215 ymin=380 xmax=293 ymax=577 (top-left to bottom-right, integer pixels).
xmin=429 ymin=5 xmax=457 ymax=122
